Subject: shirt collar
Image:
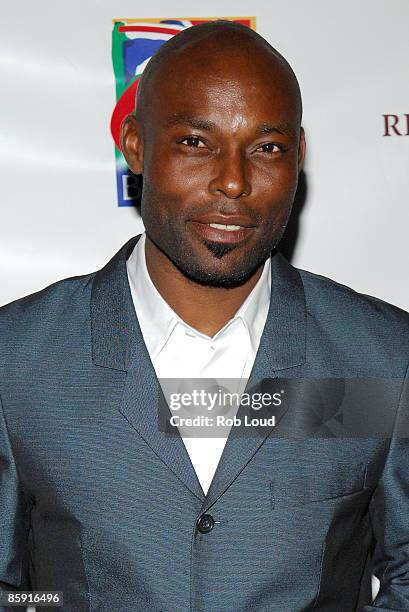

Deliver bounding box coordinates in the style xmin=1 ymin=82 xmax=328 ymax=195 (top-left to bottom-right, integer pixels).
xmin=126 ymin=232 xmax=271 ymax=359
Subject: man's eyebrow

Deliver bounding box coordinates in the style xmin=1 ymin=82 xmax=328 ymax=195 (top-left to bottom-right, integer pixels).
xmin=165 ymin=114 xmax=216 ymax=131
xmin=257 ymin=122 xmax=296 ymax=137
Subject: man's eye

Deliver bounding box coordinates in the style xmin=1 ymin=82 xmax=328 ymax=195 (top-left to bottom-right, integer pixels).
xmin=180 ymin=136 xmax=206 ymax=148
xmin=257 ymin=143 xmax=282 ymax=153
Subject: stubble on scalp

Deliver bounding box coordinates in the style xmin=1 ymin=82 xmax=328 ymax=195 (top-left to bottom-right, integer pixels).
xmin=134 ymin=20 xmax=302 ymax=127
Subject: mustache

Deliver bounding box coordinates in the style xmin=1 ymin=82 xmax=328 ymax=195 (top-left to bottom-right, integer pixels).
xmin=186 ymin=202 xmax=263 ymax=224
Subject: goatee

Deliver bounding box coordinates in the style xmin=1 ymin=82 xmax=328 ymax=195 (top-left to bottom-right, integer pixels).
xmin=203 ymin=240 xmax=236 ymax=259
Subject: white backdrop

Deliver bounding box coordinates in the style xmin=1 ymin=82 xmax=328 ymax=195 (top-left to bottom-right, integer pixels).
xmin=1 ymin=1 xmax=408 ymax=310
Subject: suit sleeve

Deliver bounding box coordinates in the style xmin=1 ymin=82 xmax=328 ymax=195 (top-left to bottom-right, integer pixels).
xmin=0 ymin=393 xmax=32 ymax=610
xmin=363 ymin=362 xmax=409 ymax=610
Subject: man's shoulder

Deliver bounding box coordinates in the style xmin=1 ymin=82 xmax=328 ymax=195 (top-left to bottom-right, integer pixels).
xmin=299 ymin=266 xmax=408 ymax=322
xmin=0 ymin=272 xmax=96 ymax=351
xmin=297 ymin=265 xmax=409 ymax=357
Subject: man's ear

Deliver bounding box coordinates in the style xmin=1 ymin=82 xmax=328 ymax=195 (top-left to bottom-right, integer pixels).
xmin=298 ymin=126 xmax=306 ymax=171
xmin=120 ymin=114 xmax=143 ymax=175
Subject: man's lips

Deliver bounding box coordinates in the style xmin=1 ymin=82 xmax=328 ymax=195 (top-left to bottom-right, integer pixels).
xmin=188 ymin=215 xmax=256 ymax=244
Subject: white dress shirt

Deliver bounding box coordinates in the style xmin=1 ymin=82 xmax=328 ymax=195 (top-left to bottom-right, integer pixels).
xmin=126 ymin=232 xmax=271 ymax=494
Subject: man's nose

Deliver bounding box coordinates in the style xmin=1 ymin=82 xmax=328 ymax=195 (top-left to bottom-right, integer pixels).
xmin=208 ymin=149 xmax=251 ymax=199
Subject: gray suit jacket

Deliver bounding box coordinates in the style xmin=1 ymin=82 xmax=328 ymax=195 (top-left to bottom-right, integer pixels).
xmin=0 ymin=235 xmax=409 ymax=611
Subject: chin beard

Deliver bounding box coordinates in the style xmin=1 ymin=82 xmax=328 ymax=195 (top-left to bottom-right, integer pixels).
xmin=203 ymin=240 xmax=236 ymax=259
xmin=145 ymin=224 xmax=280 ymax=289
xmin=164 ymin=241 xmax=272 ymax=289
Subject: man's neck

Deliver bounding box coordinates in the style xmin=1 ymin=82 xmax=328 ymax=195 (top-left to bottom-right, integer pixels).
xmin=144 ymin=236 xmax=264 ymax=337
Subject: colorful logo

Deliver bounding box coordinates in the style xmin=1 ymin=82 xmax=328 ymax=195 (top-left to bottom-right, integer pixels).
xmin=111 ymin=17 xmax=256 ymax=207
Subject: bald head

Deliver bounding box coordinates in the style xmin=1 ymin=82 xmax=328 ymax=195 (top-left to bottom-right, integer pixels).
xmin=135 ymin=20 xmax=302 ymax=126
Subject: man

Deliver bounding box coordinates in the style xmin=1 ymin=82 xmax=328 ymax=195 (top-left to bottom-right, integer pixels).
xmin=0 ymin=19 xmax=408 ymax=612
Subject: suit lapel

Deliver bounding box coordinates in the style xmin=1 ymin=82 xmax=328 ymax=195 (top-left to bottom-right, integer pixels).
xmin=91 ymin=238 xmax=307 ymax=509
xmin=91 ymin=235 xmax=204 ymax=501
xmin=201 ymin=251 xmax=307 ymax=513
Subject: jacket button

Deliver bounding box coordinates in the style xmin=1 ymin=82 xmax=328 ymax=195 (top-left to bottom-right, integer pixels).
xmin=196 ymin=514 xmax=215 ymax=534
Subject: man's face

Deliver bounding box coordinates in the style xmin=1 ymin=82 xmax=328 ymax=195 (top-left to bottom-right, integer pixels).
xmin=124 ymin=49 xmax=305 ymax=287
